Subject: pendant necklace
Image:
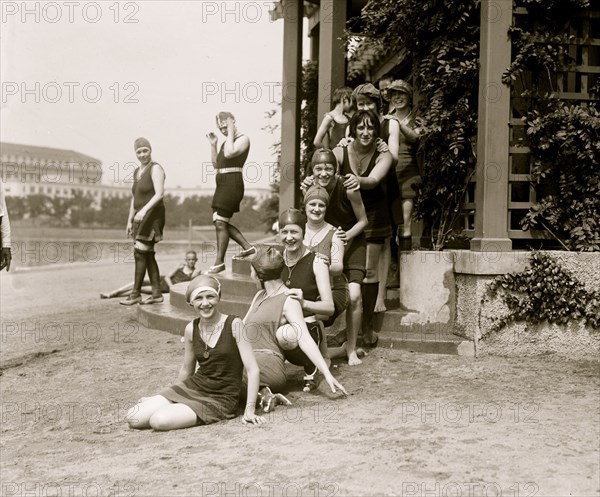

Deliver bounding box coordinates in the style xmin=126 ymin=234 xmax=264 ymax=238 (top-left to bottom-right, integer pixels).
xmin=284 ymin=250 xmax=304 ymax=286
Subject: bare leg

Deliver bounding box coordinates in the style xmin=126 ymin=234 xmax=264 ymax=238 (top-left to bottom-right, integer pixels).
xmin=227 ymin=223 xmax=252 ymax=251
xmin=101 ymin=282 xmax=134 ymax=299
xmin=375 ymin=239 xmax=391 ymax=313
xmin=400 ymin=199 xmax=414 ymax=238
xmin=362 ymin=244 xmax=382 ymax=346
xmin=214 ymin=220 xmax=230 ymax=266
xmin=345 ymin=282 xmax=363 ymax=366
xmin=126 ymin=395 xmax=172 ymax=429
xmin=148 ymin=403 xmax=198 ymax=431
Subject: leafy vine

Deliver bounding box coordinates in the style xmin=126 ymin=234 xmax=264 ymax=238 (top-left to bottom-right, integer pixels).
xmin=488 ymin=251 xmax=600 ymax=330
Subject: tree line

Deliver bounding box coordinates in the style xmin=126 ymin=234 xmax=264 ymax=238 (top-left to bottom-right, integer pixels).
xmin=5 ymin=192 xmax=275 ymax=231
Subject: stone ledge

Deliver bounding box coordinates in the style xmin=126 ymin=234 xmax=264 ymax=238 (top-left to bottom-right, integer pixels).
xmin=453 ymin=250 xmax=530 ymax=275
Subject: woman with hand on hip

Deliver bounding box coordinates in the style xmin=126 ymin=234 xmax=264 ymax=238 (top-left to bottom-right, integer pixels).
xmin=205 ymin=112 xmax=256 ymax=274
xmin=120 ymin=137 xmax=166 ymax=306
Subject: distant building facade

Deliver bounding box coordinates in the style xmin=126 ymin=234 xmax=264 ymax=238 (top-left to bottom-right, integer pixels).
xmin=0 ymin=143 xmax=273 ymax=209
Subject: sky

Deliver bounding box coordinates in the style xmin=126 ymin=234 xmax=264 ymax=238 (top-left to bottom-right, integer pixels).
xmin=1 ymin=1 xmax=309 ymax=190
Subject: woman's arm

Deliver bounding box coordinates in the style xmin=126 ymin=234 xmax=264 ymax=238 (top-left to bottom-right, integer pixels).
xmin=282 ymin=298 xmax=347 ymax=395
xmin=232 ymin=318 xmax=265 ymax=424
xmin=223 ymin=118 xmax=250 ymax=158
xmin=177 ymin=322 xmax=197 ymax=382
xmin=399 ymin=119 xmax=420 ymax=144
xmin=387 ymin=119 xmax=400 ymax=163
xmin=343 ymin=189 xmax=368 ymax=241
xmin=298 ymin=257 xmax=334 ymax=317
xmin=133 ymin=164 xmax=165 ymax=223
xmin=313 ymin=113 xmax=334 ymax=149
xmin=329 ymin=231 xmax=345 ymax=275
xmin=126 ymin=197 xmax=135 ymax=237
xmin=355 ymin=151 xmax=393 ymax=190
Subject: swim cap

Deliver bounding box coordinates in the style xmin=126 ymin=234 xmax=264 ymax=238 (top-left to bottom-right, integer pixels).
xmin=251 ymin=245 xmax=285 ymax=282
xmin=134 ymin=137 xmax=151 ymax=151
xmin=310 ymin=148 xmax=337 ymax=169
xmin=216 ymin=112 xmax=235 ymax=125
xmin=353 ymin=83 xmax=380 ymax=100
xmin=303 ymin=184 xmax=329 ymax=206
xmin=278 ymin=208 xmax=306 ymax=233
xmin=186 ymin=275 xmax=221 ymax=303
xmin=386 ymin=79 xmax=413 ymax=98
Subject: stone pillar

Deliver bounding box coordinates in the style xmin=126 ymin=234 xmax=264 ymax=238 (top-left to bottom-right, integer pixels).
xmin=279 ymin=0 xmax=303 ymax=213
xmin=470 ymin=0 xmax=513 ymax=252
xmin=317 ymin=0 xmax=347 ymax=126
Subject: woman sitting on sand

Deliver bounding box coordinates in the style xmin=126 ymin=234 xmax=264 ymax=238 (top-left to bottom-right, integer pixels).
xmin=242 ymin=245 xmax=347 ymax=412
xmin=126 ymin=274 xmax=266 ymax=430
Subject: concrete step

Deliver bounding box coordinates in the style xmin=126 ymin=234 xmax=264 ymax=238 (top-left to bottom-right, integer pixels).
xmin=137 ymin=297 xmax=473 ymax=356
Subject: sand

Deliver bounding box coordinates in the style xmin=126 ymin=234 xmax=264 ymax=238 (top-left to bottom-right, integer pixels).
xmin=1 ymin=255 xmax=599 ymax=497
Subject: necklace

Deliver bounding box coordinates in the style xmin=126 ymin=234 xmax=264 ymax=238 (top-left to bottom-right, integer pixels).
xmin=199 ymin=317 xmax=223 ymax=359
xmin=284 ymin=249 xmax=305 ymax=286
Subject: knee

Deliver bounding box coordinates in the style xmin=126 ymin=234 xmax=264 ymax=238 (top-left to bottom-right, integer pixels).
xmin=214 ymin=220 xmax=228 ymax=232
xmin=148 ymin=412 xmax=173 ymax=431
xmin=364 ymin=266 xmax=378 ymax=280
xmin=126 ymin=405 xmax=145 ymax=429
xmin=349 ymin=286 xmax=362 ymax=308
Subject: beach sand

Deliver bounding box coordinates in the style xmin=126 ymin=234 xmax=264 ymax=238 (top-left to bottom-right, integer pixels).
xmin=1 ymin=255 xmax=599 ymax=497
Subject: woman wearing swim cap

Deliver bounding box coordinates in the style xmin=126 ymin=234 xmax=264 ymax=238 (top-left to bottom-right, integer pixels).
xmin=120 ymin=137 xmax=166 ymax=306
xmin=301 ymin=148 xmax=368 ymax=366
xmin=205 ymin=112 xmax=256 ymax=274
xmin=278 ymin=208 xmax=334 ymax=391
xmin=126 ymin=274 xmax=266 ymax=429
xmin=241 ymin=244 xmax=347 ymax=410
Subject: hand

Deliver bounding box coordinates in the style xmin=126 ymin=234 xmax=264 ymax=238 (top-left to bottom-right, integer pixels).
xmin=343 ymin=173 xmax=360 ymax=191
xmin=336 ymin=137 xmax=354 ymax=148
xmin=0 ymin=248 xmax=11 ymax=272
xmin=242 ymin=413 xmax=267 ymax=426
xmin=325 ymin=374 xmax=348 ymax=396
xmin=335 ymin=226 xmax=348 ymax=245
xmin=206 ymin=132 xmax=218 ymax=146
xmin=375 ymin=138 xmax=389 ymax=153
xmin=133 ymin=210 xmax=146 ymax=223
xmin=226 ymin=117 xmax=235 ymax=131
xmin=300 ymin=175 xmax=314 ymax=192
xmin=285 ymin=288 xmax=305 ymax=308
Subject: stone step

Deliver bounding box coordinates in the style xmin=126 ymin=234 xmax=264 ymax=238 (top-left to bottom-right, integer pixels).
xmin=137 ymin=297 xmax=473 ymax=356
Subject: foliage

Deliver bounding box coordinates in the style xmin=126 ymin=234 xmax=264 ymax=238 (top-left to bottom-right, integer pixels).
xmin=300 ymin=60 xmax=319 ymax=180
xmin=350 ymin=0 xmax=480 ymax=250
xmin=521 ymin=103 xmax=600 ymax=250
xmin=4 ymin=196 xmax=26 ymax=221
xmin=259 ymin=108 xmax=281 ymax=231
xmin=488 ymin=251 xmax=600 ymax=329
xmin=503 ymin=0 xmax=598 ymax=251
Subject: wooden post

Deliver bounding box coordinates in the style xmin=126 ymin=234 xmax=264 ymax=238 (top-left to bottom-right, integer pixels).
xmin=279 ymin=0 xmax=303 ymax=214
xmin=317 ymin=0 xmax=347 ymax=124
xmin=470 ymin=0 xmax=513 ymax=252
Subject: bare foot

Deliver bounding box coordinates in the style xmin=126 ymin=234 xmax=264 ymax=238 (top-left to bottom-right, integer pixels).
xmin=347 ymin=351 xmax=362 ymax=366
xmin=374 ymin=300 xmax=387 ymax=313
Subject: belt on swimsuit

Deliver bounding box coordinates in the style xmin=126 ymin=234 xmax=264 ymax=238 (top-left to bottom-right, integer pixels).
xmin=253 ymin=348 xmax=284 ymax=360
xmin=216 ymin=167 xmax=243 ymax=174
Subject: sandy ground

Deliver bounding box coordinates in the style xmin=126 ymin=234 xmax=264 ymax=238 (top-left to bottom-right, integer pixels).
xmin=1 ymin=254 xmax=599 ymax=497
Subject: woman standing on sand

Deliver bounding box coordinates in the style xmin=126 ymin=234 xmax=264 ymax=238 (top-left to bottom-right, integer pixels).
xmin=120 ymin=137 xmax=166 ymax=306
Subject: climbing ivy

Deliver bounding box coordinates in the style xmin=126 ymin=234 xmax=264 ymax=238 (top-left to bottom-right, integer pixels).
xmin=488 ymin=251 xmax=600 ymax=330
